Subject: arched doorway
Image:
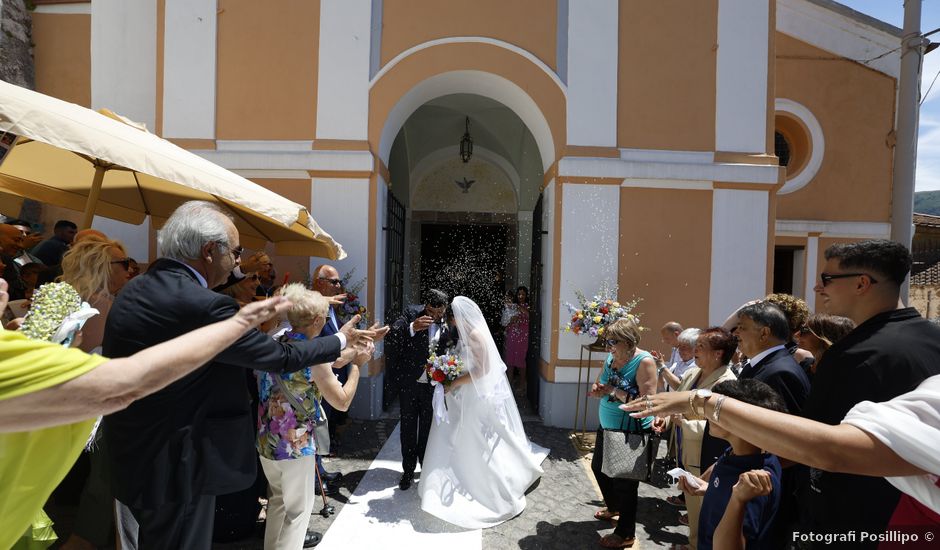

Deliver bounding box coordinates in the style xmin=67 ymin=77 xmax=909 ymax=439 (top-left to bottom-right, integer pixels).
xmin=380 ymin=91 xmax=546 ymax=408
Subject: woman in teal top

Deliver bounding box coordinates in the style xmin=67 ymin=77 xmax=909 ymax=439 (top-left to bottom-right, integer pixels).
xmin=588 ymin=317 xmax=659 ymax=549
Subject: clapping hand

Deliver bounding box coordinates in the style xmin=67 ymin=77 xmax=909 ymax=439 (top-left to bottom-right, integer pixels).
xmin=22 ymin=234 xmax=43 ymax=249
xmin=0 ymin=278 xmax=8 ymax=313
xmin=651 ymin=416 xmax=667 ymax=434
xmin=368 ymin=322 xmax=390 ymax=342
xmin=588 ymin=382 xmax=610 ymax=398
xmin=239 ymin=251 xmax=271 ymax=274
xmin=731 ymin=470 xmax=773 ymax=503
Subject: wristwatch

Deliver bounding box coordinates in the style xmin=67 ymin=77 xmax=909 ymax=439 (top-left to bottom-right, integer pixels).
xmin=693 ymin=388 xmax=713 ymax=417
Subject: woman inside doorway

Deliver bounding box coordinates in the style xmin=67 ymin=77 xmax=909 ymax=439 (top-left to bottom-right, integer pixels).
xmin=503 ymin=285 xmax=530 ymax=397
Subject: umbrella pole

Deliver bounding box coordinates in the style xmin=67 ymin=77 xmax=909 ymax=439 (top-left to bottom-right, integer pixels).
xmin=81 ymin=164 xmax=106 ymax=229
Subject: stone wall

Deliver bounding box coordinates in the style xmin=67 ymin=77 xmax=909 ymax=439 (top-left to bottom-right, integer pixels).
xmin=0 ymin=0 xmax=34 ymax=89
xmin=910 ymin=285 xmax=940 ymax=320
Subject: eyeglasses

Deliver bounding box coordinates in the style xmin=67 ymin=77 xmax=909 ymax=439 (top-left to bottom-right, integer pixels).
xmin=318 ymin=277 xmax=342 ymax=286
xmin=819 ymin=272 xmax=878 ymax=287
xmin=605 ymin=339 xmax=620 ymax=347
xmin=110 ymin=258 xmax=131 ymax=270
xmin=215 ymin=241 xmax=243 ymax=260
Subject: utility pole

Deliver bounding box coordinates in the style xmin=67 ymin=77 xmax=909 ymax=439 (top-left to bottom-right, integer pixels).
xmin=892 ymin=0 xmax=926 ymax=303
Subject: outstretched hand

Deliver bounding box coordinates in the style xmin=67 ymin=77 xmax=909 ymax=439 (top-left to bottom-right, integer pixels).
xmin=620 ymin=391 xmax=694 ymax=417
xmin=340 ymin=315 xmax=376 ymax=348
xmin=369 ymin=322 xmax=390 ymax=342
xmin=232 ymin=296 xmax=291 ymax=332
xmin=328 ymin=293 xmax=348 ymax=306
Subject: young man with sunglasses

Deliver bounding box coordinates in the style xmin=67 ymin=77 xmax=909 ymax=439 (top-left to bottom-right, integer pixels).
xmin=800 ymin=239 xmax=940 ymax=548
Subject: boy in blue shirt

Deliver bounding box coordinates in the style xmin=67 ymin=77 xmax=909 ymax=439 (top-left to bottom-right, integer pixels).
xmin=677 ymin=379 xmax=785 ymax=549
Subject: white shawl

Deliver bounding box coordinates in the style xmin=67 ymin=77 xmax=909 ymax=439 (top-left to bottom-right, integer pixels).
xmin=842 ymin=374 xmax=940 ymax=514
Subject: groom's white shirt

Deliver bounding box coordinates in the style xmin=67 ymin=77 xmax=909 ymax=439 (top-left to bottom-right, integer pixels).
xmin=410 ymin=320 xmax=442 ymax=383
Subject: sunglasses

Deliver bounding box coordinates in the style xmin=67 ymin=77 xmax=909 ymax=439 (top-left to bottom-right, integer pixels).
xmin=819 ymin=272 xmax=878 ymax=286
xmin=605 ymin=339 xmax=620 ymax=347
xmin=216 ymin=241 xmax=244 ymax=260
xmin=110 ymin=258 xmax=131 ymax=270
xmin=318 ymin=277 xmax=342 ymax=286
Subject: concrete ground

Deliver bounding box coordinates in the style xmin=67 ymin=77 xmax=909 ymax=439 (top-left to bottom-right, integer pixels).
xmin=46 ymin=396 xmax=691 ymax=549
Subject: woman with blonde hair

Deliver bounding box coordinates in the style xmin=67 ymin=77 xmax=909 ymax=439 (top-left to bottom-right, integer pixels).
xmin=57 ymin=237 xmax=130 ymax=550
xmin=256 ymin=283 xmax=371 ymax=550
xmin=59 ymin=237 xmax=130 ymax=353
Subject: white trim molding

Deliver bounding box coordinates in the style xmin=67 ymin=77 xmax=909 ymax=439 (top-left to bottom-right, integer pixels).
xmin=559 ymin=155 xmax=780 ymax=185
xmin=710 ymin=189 xmax=770 ymax=324
xmin=775 ymin=219 xmax=891 ymax=238
xmin=370 ymin=37 xmax=567 ymax=95
xmin=162 ymin=0 xmax=216 ymax=139
xmin=621 ymin=179 xmax=712 ymax=190
xmin=33 ymin=3 xmax=91 ymax=14
xmin=195 ymin=141 xmax=374 ymax=172
xmin=805 ymin=235 xmax=819 ymax=311
xmin=777 ymin=0 xmax=901 ymax=79
xmin=775 ymin=98 xmax=825 ymax=195
xmin=317 ymin=0 xmax=371 ymax=140
xmin=232 ymin=170 xmax=312 ymax=180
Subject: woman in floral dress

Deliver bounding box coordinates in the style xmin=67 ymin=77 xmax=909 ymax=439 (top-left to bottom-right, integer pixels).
xmin=255 ymin=284 xmax=371 ymax=549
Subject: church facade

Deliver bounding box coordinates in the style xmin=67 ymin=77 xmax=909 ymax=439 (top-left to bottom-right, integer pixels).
xmin=28 ymin=0 xmax=901 ymax=426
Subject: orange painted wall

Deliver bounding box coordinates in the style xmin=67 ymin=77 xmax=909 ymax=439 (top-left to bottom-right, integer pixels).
xmin=32 ymin=13 xmax=91 ymax=107
xmin=380 ymin=0 xmax=556 ymax=70
xmin=216 ymin=0 xmax=320 ymax=140
xmin=774 ymin=33 xmax=896 ymax=222
xmin=249 ymin=178 xmax=313 ymax=284
xmin=617 ymin=1 xmax=717 ymax=151
xmin=369 ymin=42 xmax=566 ymax=163
xmin=618 ymin=187 xmax=713 ymax=339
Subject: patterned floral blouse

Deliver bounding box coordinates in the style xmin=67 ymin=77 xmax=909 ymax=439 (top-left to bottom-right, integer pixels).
xmin=255 ymin=331 xmax=325 ymax=461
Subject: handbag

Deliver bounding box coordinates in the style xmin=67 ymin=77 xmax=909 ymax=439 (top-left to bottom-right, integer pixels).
xmin=600 ymin=413 xmax=656 ymax=481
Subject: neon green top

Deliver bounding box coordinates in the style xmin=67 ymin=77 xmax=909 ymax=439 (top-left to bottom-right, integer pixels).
xmin=0 ymin=330 xmax=107 ymax=548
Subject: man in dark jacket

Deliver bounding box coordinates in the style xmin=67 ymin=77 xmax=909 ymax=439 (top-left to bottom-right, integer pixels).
xmin=103 ymin=201 xmax=372 ymax=549
xmin=386 ymin=289 xmax=449 ymax=490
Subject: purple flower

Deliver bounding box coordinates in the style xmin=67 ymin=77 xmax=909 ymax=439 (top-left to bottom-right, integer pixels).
xmin=269 ymin=405 xmax=297 ymax=436
xmin=274 ymin=439 xmax=293 ymax=460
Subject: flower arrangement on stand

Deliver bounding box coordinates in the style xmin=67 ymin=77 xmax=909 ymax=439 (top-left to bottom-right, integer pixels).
xmin=563 ymin=285 xmax=643 ymax=346
xmin=336 ymin=268 xmax=370 ymax=329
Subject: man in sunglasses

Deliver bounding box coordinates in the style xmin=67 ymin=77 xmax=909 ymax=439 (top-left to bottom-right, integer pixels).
xmin=798 ymin=239 xmax=940 ymax=548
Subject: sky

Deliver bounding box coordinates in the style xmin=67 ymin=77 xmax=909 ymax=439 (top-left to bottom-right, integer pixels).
xmin=837 ymin=1 xmax=940 ymax=191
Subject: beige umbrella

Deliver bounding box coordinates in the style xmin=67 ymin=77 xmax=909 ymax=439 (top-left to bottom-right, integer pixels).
xmin=0 ymin=80 xmax=345 ymax=259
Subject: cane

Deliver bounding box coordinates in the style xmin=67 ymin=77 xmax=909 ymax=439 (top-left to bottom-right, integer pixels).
xmin=314 ymin=460 xmax=335 ymax=517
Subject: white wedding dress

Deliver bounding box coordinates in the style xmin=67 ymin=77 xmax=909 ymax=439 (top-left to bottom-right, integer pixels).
xmin=419 ymin=296 xmax=549 ymax=529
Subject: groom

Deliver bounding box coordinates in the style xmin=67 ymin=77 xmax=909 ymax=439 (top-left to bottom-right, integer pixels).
xmin=388 ymin=289 xmax=449 ymax=490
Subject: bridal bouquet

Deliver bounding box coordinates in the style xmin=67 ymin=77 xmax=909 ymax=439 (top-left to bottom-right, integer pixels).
xmin=426 ymin=349 xmax=465 ymax=424
xmin=563 ymin=287 xmax=642 ymax=339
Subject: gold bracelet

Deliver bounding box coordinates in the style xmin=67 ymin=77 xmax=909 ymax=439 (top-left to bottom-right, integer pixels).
xmin=688 ymin=392 xmax=697 ymax=416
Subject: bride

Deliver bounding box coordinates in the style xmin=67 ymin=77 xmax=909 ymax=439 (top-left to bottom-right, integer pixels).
xmin=419 ymin=296 xmax=549 ymax=529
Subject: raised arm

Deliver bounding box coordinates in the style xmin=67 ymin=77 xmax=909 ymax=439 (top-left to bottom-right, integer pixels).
xmin=0 ymin=296 xmax=291 ymax=433
xmin=620 ymin=391 xmax=924 ymax=477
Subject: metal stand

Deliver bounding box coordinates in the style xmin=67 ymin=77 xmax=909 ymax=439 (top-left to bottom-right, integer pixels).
xmin=572 ymin=341 xmax=605 ymax=451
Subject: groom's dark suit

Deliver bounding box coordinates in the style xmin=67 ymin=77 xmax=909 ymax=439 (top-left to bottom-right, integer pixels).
xmin=102 ymin=259 xmax=343 ymax=548
xmin=388 ymin=304 xmax=452 ymax=476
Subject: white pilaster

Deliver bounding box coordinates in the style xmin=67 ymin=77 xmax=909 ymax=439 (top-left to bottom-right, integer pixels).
xmin=310 ymin=178 xmax=371 ymax=299
xmin=162 ymin=0 xmax=216 ymax=138
xmin=316 ymin=0 xmax=372 ymax=140
xmin=565 ymin=0 xmax=618 ymax=147
xmin=92 ymin=216 xmax=151 ymax=262
xmin=540 ymin=181 xmax=556 ymax=364
xmin=709 ymin=189 xmax=769 ymax=323
xmin=91 ymin=0 xmax=157 ymax=130
xmin=716 ymin=0 xmax=770 ymax=153
xmin=805 ymin=235 xmax=819 ymax=311
xmin=558 ymin=183 xmax=620 ymax=360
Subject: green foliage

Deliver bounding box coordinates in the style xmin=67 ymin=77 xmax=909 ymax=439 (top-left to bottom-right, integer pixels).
xmin=914 ymin=191 xmax=940 ymax=216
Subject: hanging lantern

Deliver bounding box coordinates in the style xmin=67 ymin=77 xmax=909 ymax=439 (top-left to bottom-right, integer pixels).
xmin=459 ymin=116 xmax=473 ymax=163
